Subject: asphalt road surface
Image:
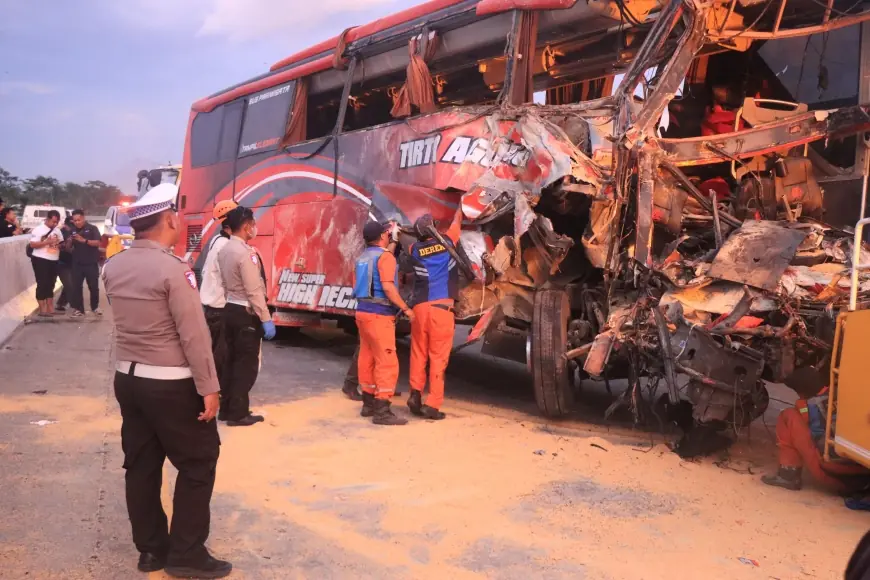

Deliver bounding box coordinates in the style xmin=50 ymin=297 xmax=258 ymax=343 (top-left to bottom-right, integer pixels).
xmin=0 ymin=306 xmax=867 ymax=579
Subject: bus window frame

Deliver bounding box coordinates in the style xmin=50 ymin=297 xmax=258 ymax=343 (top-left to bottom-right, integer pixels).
xmin=237 ymin=80 xmax=297 ymax=159
xmin=190 ymin=100 xmax=245 ymax=169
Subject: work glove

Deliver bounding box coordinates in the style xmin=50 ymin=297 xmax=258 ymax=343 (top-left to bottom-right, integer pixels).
xmin=262 ymin=320 xmax=277 ymax=340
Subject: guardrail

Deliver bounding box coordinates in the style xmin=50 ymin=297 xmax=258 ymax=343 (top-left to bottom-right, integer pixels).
xmin=0 ymin=235 xmax=38 ymax=345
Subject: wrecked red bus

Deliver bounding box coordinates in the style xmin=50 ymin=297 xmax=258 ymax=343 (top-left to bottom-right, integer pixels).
xmin=178 ymin=0 xmax=870 ymax=436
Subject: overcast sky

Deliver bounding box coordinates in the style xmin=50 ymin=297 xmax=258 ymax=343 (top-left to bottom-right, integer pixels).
xmin=0 ymin=0 xmax=404 ymax=192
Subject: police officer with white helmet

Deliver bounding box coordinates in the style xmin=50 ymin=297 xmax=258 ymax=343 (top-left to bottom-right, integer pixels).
xmin=102 ymin=183 xmax=232 ymax=578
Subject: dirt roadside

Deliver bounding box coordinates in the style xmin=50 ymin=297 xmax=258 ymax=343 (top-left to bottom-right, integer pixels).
xmin=0 ymin=315 xmax=866 ymax=579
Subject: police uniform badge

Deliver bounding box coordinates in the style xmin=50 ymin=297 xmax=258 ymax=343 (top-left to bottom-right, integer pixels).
xmin=184 ymin=270 xmax=198 ymax=289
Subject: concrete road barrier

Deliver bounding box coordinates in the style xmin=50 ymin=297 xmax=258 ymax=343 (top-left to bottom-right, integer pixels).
xmin=0 ymin=235 xmax=42 ymax=345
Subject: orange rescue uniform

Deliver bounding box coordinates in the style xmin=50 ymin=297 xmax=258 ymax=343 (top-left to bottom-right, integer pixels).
xmin=409 ymin=220 xmax=461 ymax=411
xmin=355 ymin=252 xmax=400 ymax=400
xmin=776 ymin=404 xmax=865 ymax=492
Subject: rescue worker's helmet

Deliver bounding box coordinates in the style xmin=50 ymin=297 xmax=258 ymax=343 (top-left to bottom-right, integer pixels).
xmin=413 ymin=214 xmax=435 ymax=240
xmin=213 ymin=200 xmax=238 ymax=221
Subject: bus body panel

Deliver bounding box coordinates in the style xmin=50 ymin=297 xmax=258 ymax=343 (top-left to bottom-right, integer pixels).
xmin=177 ymin=108 xmax=572 ymax=325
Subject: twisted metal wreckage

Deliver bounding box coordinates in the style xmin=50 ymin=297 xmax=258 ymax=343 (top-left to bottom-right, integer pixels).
xmin=434 ymin=0 xmax=870 ymax=446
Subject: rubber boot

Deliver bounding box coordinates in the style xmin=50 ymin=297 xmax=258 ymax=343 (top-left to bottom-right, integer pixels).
xmin=372 ymin=399 xmax=407 ymax=426
xmin=420 ymin=405 xmax=446 ymax=421
xmin=360 ymin=392 xmax=375 ymax=418
xmin=407 ymin=389 xmax=424 ymax=416
xmin=761 ymin=466 xmax=802 ymax=491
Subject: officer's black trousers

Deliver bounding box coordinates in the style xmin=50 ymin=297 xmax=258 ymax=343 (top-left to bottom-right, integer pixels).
xmin=203 ymin=305 xmax=227 ymax=389
xmin=114 ymin=371 xmax=220 ymax=567
xmin=222 ymin=303 xmax=263 ymax=421
xmin=344 ymin=344 xmax=360 ymax=388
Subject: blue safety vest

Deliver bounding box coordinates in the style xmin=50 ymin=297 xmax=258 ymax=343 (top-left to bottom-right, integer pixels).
xmin=353 ymin=246 xmax=398 ymax=316
xmin=410 ymin=237 xmax=458 ymax=306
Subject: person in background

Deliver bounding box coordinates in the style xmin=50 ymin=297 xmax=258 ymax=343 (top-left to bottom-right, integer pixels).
xmin=352 ymin=221 xmax=413 ymax=425
xmin=199 ymin=200 xmax=238 ymax=415
xmin=69 ymin=209 xmax=103 ymax=317
xmin=406 ymin=207 xmax=463 ymax=421
xmin=217 ymin=206 xmax=275 ymax=427
xmin=102 ymin=183 xmax=231 ymax=578
xmin=55 ymin=216 xmax=74 ymax=313
xmin=0 ymin=207 xmax=23 ymax=238
xmin=762 ymin=367 xmax=867 ymax=492
xmin=29 ymin=209 xmax=64 ymax=317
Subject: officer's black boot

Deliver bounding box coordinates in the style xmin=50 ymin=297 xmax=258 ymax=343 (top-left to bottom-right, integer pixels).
xmin=165 ymin=554 xmax=232 ymax=579
xmin=761 ymin=466 xmax=802 ymax=491
xmin=342 ymin=381 xmax=363 ymax=401
xmin=372 ymin=399 xmax=407 ymax=425
xmin=360 ymin=392 xmax=375 ymax=417
xmin=138 ymin=552 xmax=167 ymax=572
xmin=420 ymin=405 xmax=446 ymax=420
xmin=226 ymin=414 xmax=264 ymax=427
xmin=407 ymin=389 xmax=424 ymax=416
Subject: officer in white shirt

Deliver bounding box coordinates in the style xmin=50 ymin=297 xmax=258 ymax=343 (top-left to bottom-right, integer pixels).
xmin=199 ymin=200 xmax=238 ymax=406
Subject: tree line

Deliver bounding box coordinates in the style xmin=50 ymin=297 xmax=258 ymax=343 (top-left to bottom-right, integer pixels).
xmin=0 ymin=166 xmax=124 ymax=214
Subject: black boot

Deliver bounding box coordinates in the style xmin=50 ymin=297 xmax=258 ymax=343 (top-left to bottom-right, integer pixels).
xmin=372 ymin=399 xmax=407 ymax=425
xmin=421 ymin=405 xmax=446 ymax=420
xmin=407 ymin=389 xmax=423 ymax=416
xmin=761 ymin=466 xmax=802 ymax=491
xmin=138 ymin=552 xmax=167 ymax=572
xmin=165 ymin=554 xmax=232 ymax=579
xmin=360 ymin=392 xmax=375 ymax=417
xmin=226 ymin=414 xmax=264 ymax=427
xmin=342 ymin=381 xmax=363 ymax=401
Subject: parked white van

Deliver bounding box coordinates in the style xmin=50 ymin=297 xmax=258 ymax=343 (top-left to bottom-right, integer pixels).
xmin=20 ymin=205 xmax=70 ymax=232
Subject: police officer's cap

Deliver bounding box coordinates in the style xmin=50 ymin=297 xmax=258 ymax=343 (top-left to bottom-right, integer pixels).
xmin=363 ymin=221 xmax=386 ymax=243
xmin=126 ymin=183 xmax=178 ymax=221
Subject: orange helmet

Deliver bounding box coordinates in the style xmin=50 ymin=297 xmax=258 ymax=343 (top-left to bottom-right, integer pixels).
xmin=213 ymin=200 xmax=238 ymax=221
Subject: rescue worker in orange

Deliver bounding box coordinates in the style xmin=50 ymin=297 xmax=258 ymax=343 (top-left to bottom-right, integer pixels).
xmin=406 ymin=207 xmax=463 ymax=421
xmin=352 ymin=221 xmax=413 ymax=425
xmin=762 ymin=367 xmax=866 ymax=492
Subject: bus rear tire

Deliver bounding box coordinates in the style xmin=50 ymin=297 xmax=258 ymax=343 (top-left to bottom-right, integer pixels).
xmin=531 ymin=289 xmax=573 ymax=418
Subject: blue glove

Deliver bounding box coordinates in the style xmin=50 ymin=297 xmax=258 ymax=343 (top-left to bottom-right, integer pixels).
xmin=262 ymin=320 xmax=276 ymax=340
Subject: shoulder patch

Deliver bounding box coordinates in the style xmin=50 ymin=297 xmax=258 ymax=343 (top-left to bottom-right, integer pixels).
xmin=250 ymin=253 xmax=259 ymax=265
xmin=184 ymin=270 xmax=198 ymax=289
